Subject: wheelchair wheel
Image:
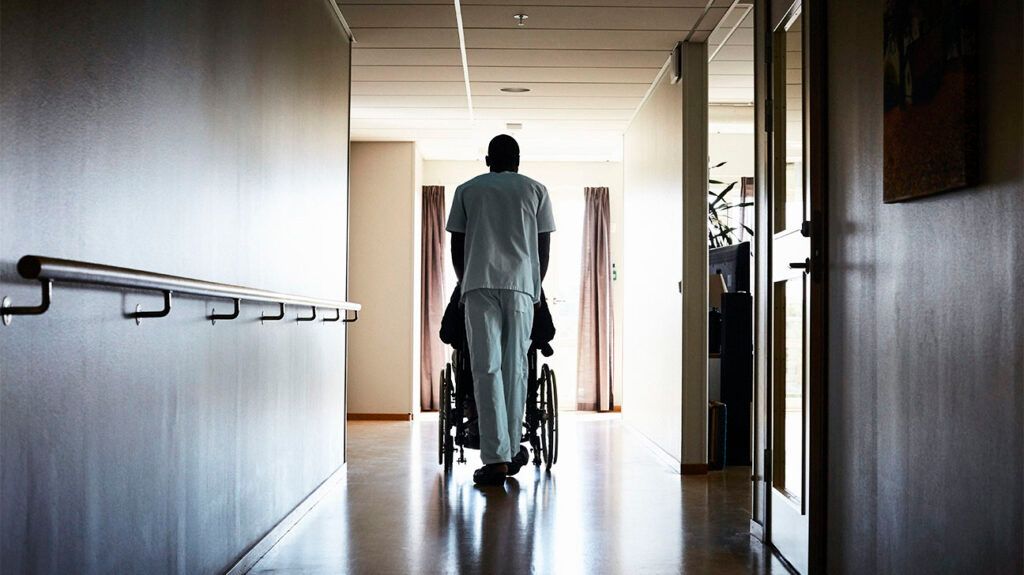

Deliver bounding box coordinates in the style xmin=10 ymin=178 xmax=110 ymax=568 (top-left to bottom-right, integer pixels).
xmin=549 ymin=368 xmax=559 ymax=466
xmin=539 ymin=365 xmax=558 ymax=470
xmin=438 ymin=369 xmax=445 ymax=465
xmin=439 ymin=364 xmax=455 ymax=471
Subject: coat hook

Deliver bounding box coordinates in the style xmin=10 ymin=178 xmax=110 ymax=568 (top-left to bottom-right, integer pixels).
xmin=323 ymin=308 xmax=341 ymax=322
xmin=297 ymin=306 xmax=317 ymax=322
xmin=262 ymin=302 xmax=285 ymax=323
xmin=209 ymin=298 xmax=241 ymax=325
xmin=343 ymin=309 xmax=359 ymax=323
xmin=2 ymin=280 xmax=53 ymax=326
xmin=133 ymin=290 xmax=172 ymax=325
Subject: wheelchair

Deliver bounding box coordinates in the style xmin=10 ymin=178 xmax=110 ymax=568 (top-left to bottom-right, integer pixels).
xmin=438 ymin=343 xmax=559 ymax=471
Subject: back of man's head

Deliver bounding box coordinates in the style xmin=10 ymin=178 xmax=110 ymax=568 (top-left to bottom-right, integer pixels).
xmin=486 ymin=134 xmax=520 ymax=173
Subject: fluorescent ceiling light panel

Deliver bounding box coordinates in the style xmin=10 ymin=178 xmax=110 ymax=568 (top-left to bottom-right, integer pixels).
xmin=453 ymin=0 xmax=474 ymax=121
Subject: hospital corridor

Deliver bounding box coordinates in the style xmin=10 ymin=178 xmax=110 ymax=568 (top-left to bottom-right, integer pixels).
xmin=1 ymin=0 xmax=1021 ymax=574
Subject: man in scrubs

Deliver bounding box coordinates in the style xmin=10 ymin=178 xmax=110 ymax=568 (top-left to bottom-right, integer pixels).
xmin=447 ymin=134 xmax=555 ymax=485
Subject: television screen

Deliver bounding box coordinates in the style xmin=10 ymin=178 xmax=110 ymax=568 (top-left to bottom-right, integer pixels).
xmin=709 ymin=242 xmax=750 ymax=293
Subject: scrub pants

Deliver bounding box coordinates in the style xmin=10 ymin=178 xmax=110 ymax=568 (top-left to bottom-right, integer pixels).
xmin=463 ymin=288 xmax=535 ymax=465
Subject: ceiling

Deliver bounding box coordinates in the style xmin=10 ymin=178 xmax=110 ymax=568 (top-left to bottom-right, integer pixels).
xmin=339 ymin=1 xmax=754 ymax=161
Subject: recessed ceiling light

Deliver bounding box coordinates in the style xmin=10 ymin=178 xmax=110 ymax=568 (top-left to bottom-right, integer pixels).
xmin=506 ymin=122 xmax=523 ymax=131
xmin=501 ymin=87 xmax=531 ymax=93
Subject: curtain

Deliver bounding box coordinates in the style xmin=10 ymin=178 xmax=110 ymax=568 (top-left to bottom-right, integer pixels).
xmin=420 ymin=186 xmax=446 ymax=411
xmin=576 ymin=187 xmax=615 ymax=412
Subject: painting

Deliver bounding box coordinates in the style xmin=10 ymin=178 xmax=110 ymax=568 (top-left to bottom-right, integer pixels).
xmin=883 ymin=0 xmax=977 ymax=203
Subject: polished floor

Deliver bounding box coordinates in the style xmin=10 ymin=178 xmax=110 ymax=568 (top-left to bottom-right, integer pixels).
xmin=249 ymin=413 xmax=788 ymax=574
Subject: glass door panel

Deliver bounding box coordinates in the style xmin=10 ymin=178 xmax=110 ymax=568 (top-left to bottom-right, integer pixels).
xmin=772 ymin=277 xmax=806 ymax=503
xmin=769 ymin=6 xmax=810 ymax=573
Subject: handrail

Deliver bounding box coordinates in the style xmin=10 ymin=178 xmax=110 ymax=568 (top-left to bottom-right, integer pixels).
xmin=1 ymin=255 xmax=361 ymax=326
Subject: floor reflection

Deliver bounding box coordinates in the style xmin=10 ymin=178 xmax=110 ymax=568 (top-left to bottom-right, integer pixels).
xmin=249 ymin=414 xmax=788 ymax=575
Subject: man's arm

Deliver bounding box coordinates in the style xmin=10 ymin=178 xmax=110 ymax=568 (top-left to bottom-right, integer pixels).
xmin=451 ymin=232 xmax=466 ymax=282
xmin=538 ymin=232 xmax=551 ymax=280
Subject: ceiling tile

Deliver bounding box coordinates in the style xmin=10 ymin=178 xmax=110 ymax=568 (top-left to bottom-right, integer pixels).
xmin=462 ymin=29 xmax=688 ymax=51
xmin=351 ymin=95 xmax=642 ymax=110
xmin=352 ymin=107 xmax=635 ymax=121
xmin=352 ymin=81 xmax=649 ymax=97
xmin=352 ymin=65 xmax=659 ymax=84
xmin=460 ymin=6 xmax=706 ymax=31
xmin=352 ymin=48 xmax=463 ymax=67
xmin=709 ymin=60 xmax=754 ymax=75
xmin=342 ymin=4 xmax=456 ymax=28
xmin=342 ymin=0 xmax=713 ymax=7
xmin=466 ymin=49 xmax=670 ymax=68
xmin=351 ymin=28 xmax=461 ymax=48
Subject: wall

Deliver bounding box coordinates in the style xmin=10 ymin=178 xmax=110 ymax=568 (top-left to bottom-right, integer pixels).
xmin=0 ymin=1 xmax=352 ymax=574
xmin=826 ymin=0 xmax=1023 ymax=572
xmin=622 ymin=64 xmax=685 ymax=463
xmin=348 ymin=142 xmax=421 ymax=417
xmin=422 ymin=160 xmax=625 ymax=406
xmin=709 ymin=106 xmax=756 ymax=182
xmin=622 ymin=44 xmax=708 ymax=470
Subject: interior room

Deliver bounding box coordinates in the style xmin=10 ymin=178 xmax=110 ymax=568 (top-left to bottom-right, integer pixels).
xmin=2 ymin=0 xmax=1021 ymax=574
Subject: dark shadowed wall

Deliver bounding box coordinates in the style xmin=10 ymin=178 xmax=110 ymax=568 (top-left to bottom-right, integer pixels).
xmin=0 ymin=1 xmax=352 ymax=573
xmin=826 ymin=0 xmax=1023 ymax=572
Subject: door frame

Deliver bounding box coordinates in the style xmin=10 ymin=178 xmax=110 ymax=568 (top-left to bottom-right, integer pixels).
xmin=753 ymin=0 xmax=828 ymax=571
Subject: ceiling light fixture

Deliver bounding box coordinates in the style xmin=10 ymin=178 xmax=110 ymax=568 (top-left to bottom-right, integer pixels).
xmin=453 ymin=0 xmax=474 ymax=120
xmin=514 ymin=13 xmax=528 ymax=26
xmin=500 ymin=87 xmax=531 ymax=93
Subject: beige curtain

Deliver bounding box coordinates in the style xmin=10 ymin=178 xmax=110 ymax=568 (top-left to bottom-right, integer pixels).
xmin=420 ymin=186 xmax=446 ymax=411
xmin=576 ymin=187 xmax=614 ymax=411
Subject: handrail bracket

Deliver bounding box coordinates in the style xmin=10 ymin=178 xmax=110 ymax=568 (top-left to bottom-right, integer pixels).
xmin=262 ymin=302 xmax=286 ymax=323
xmin=2 ymin=280 xmax=53 ymax=326
xmin=209 ymin=298 xmax=241 ymax=325
xmin=132 ymin=290 xmax=173 ymax=325
xmin=297 ymin=306 xmax=317 ymax=322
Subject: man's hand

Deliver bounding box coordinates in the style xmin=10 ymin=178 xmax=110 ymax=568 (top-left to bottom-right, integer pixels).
xmin=538 ymin=232 xmax=551 ymax=280
xmin=451 ymin=232 xmax=466 ymax=282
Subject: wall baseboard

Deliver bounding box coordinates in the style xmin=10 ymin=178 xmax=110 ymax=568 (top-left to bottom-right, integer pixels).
xmin=225 ymin=464 xmax=346 ymax=575
xmin=622 ymin=422 xmax=682 ymax=473
xmin=347 ymin=413 xmax=413 ymax=421
xmin=680 ymin=463 xmax=709 ymax=475
xmin=749 ymin=519 xmax=765 ymax=542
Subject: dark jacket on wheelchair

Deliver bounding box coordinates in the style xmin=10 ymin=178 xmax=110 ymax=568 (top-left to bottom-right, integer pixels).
xmin=438 ymin=284 xmax=556 ymax=356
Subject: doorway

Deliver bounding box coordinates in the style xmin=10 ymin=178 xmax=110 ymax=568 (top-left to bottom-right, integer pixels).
xmin=543 ymin=184 xmax=586 ymax=411
xmin=436 ymin=163 xmax=618 ymax=414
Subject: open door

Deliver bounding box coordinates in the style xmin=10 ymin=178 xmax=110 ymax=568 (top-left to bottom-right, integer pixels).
xmin=768 ymin=3 xmax=810 ymax=572
xmin=763 ymin=0 xmax=828 ymax=570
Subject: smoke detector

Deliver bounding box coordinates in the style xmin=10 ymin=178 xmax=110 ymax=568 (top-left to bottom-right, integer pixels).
xmin=514 ymin=14 xmax=528 ymax=26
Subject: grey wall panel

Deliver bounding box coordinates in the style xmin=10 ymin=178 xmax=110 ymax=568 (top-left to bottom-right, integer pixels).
xmin=0 ymin=1 xmax=352 ymax=573
xmin=826 ymin=0 xmax=1023 ymax=572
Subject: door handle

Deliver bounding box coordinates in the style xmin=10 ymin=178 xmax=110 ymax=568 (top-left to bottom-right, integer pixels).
xmin=789 ymin=258 xmax=811 ymax=272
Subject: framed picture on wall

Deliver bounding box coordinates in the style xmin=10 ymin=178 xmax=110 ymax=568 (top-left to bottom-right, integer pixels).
xmin=882 ymin=0 xmax=978 ymax=203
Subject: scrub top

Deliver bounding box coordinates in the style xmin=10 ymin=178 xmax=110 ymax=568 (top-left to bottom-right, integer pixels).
xmin=446 ymin=171 xmax=556 ymax=303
